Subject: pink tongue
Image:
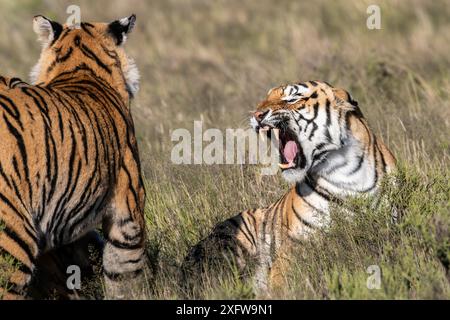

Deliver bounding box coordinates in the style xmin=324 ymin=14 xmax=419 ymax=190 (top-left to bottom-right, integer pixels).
xmin=283 ymin=141 xmax=298 ymax=163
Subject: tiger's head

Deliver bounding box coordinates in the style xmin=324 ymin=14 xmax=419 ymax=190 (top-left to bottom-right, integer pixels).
xmin=251 ymin=80 xmax=361 ymax=184
xmin=30 ymin=15 xmax=139 ymax=100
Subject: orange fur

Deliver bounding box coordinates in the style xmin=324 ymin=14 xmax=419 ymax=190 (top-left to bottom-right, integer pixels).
xmin=0 ymin=15 xmax=146 ymax=299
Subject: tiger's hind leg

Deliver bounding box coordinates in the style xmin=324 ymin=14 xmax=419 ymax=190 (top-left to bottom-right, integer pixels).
xmin=0 ymin=248 xmax=32 ymax=300
xmin=0 ymin=207 xmax=39 ymax=300
xmin=29 ymin=231 xmax=104 ymax=299
xmin=102 ymin=165 xmax=148 ymax=300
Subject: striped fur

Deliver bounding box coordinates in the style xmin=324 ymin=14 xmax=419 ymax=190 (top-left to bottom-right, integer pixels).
xmin=0 ymin=15 xmax=146 ymax=299
xmin=183 ymin=81 xmax=396 ymax=293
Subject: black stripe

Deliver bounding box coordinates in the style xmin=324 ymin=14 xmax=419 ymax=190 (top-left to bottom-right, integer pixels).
xmin=325 ymin=99 xmax=331 ymax=126
xmin=0 ymin=163 xmax=12 ymax=188
xmin=9 ymin=78 xmax=25 ymax=88
xmin=80 ymin=44 xmax=112 ymax=74
xmin=12 ymin=156 xmax=21 ymax=180
xmin=57 ymin=29 xmax=72 ymax=43
xmin=122 ymin=257 xmax=143 ymax=264
xmin=305 ymin=180 xmax=343 ymax=205
xmin=0 ymin=94 xmax=23 ymax=129
xmin=228 ymin=217 xmax=254 ymax=248
xmin=47 ymin=47 xmax=74 ymax=74
xmin=291 ymin=204 xmax=316 ymax=229
xmin=80 ymin=23 xmax=95 ymax=37
xmin=3 ymin=226 xmax=36 ymax=266
xmin=297 ymin=143 xmax=307 ymax=169
xmin=312 ymin=150 xmax=329 ymax=163
xmin=348 ymin=153 xmax=365 ymax=175
xmin=108 ymin=239 xmax=142 ymax=250
xmin=103 ymin=268 xmax=143 ymax=281
xmin=67 ymin=191 xmax=107 ymax=238
xmin=294 ymin=183 xmax=325 ymax=214
xmin=122 ymin=164 xmax=139 ymax=206
xmin=10 ymin=178 xmax=29 ymax=213
xmin=241 ymin=216 xmax=257 ymax=248
xmin=82 ymin=22 xmax=95 ymax=28
xmin=56 ymin=107 xmax=64 ymax=141
xmin=3 ymin=114 xmax=32 ymax=203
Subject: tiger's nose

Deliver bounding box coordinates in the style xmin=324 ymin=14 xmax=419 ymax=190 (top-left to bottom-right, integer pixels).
xmin=253 ymin=110 xmax=270 ymax=122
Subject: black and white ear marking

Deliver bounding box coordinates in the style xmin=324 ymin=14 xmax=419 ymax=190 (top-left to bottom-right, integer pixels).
xmin=333 ymin=88 xmax=359 ymax=108
xmin=108 ymin=14 xmax=136 ymax=46
xmin=348 ymin=92 xmax=359 ymax=107
xmin=33 ymin=15 xmax=63 ymax=47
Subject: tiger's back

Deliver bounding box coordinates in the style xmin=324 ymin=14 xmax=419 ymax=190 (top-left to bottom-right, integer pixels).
xmin=0 ymin=15 xmax=146 ymax=299
xmin=1 ymin=68 xmax=137 ymax=243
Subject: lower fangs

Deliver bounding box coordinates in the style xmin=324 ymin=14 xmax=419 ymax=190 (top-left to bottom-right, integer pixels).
xmin=278 ymin=162 xmax=295 ymax=169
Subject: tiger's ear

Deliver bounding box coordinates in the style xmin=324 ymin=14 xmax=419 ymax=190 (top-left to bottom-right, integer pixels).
xmin=333 ymin=88 xmax=359 ymax=109
xmin=107 ymin=14 xmax=136 ymax=46
xmin=33 ymin=15 xmax=63 ymax=47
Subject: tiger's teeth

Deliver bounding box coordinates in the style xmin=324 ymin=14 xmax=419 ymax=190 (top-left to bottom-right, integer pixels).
xmin=278 ymin=163 xmax=294 ymax=169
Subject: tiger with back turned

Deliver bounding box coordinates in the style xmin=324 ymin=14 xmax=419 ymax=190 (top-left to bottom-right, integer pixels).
xmin=0 ymin=15 xmax=146 ymax=299
xmin=183 ymin=81 xmax=396 ymax=294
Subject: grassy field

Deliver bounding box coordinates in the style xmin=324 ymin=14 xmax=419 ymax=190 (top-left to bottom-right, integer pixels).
xmin=0 ymin=0 xmax=449 ymax=299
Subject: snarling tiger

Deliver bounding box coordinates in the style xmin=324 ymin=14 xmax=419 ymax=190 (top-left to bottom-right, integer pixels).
xmin=183 ymin=80 xmax=396 ymax=294
xmin=0 ymin=15 xmax=147 ymax=299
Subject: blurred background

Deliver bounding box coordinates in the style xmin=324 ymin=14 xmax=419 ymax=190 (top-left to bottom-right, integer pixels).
xmin=0 ymin=0 xmax=449 ymax=299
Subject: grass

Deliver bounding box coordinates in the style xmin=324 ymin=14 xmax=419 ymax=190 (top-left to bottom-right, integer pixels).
xmin=140 ymin=163 xmax=449 ymax=300
xmin=269 ymin=166 xmax=449 ymax=299
xmin=0 ymin=0 xmax=449 ymax=299
xmin=0 ymin=250 xmax=21 ymax=300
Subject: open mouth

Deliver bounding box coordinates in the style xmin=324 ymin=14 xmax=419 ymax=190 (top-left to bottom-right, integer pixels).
xmin=259 ymin=125 xmax=302 ymax=171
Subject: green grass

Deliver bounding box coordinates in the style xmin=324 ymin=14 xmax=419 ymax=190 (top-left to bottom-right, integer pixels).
xmin=0 ymin=0 xmax=449 ymax=299
xmin=270 ymin=166 xmax=449 ymax=299
xmin=0 ymin=250 xmax=21 ymax=299
xmin=140 ymin=163 xmax=449 ymax=300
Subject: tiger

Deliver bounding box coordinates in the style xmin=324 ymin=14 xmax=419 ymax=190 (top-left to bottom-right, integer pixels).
xmin=0 ymin=14 xmax=147 ymax=299
xmin=182 ymin=80 xmax=396 ymax=294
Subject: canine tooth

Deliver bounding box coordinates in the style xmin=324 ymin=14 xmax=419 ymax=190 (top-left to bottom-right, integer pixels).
xmin=278 ymin=163 xmax=294 ymax=169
